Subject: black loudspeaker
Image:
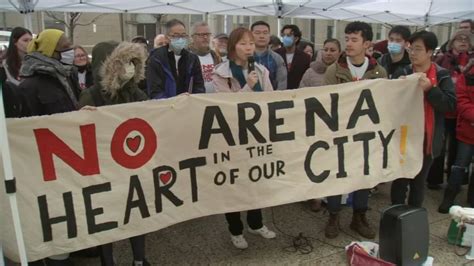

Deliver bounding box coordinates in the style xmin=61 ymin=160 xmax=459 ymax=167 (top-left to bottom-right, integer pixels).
xmin=379 ymin=205 xmax=429 ymax=266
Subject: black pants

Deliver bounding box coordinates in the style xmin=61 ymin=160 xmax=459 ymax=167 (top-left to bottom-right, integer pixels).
xmin=100 ymin=235 xmax=146 ymax=266
xmin=391 ymin=156 xmax=433 ymax=207
xmin=427 ymin=118 xmax=457 ymax=185
xmin=225 ymin=209 xmax=263 ymax=236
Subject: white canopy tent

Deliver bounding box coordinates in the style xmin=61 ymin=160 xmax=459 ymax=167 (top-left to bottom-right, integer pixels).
xmin=0 ymin=0 xmax=473 ymax=27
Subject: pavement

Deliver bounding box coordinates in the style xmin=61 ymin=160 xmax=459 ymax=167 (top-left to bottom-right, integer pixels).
xmin=66 ymin=182 xmax=473 ymax=265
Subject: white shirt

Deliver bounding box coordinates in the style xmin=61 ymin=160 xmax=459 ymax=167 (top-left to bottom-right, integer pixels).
xmin=174 ymin=54 xmax=182 ymax=71
xmin=198 ymin=53 xmax=216 ymax=93
xmin=347 ymin=57 xmax=369 ymax=80
xmin=78 ymin=71 xmax=87 ymax=90
xmin=286 ymin=53 xmax=294 ymax=70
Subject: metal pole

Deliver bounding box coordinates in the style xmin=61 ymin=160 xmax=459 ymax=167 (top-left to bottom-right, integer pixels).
xmin=0 ymin=83 xmax=28 ymax=265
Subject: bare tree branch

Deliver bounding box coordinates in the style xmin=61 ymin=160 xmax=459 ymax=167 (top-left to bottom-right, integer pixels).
xmin=75 ymin=13 xmax=106 ymax=27
xmin=44 ymin=11 xmax=66 ymax=25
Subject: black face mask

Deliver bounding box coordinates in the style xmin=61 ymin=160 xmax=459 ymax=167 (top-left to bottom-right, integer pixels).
xmin=75 ymin=64 xmax=88 ymax=72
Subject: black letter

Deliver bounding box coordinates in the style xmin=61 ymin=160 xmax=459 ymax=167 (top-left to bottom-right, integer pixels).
xmin=333 ymin=136 xmax=348 ymax=178
xmin=153 ymin=166 xmax=184 ymax=213
xmin=353 ymin=132 xmax=376 ymax=175
xmin=83 ymin=182 xmax=118 ymax=234
xmin=305 ymin=94 xmax=339 ymax=136
xmin=199 ymin=106 xmax=235 ymax=149
xmin=124 ymin=176 xmax=150 ymax=225
xmin=38 ymin=192 xmax=77 ymax=242
xmin=238 ymin=103 xmax=266 ymax=144
xmin=378 ymin=129 xmax=395 ymax=168
xmin=268 ymin=101 xmax=295 ymax=142
xmin=304 ymin=141 xmax=330 ymax=183
xmin=179 ymin=157 xmax=207 ymax=202
xmin=347 ymin=89 xmax=380 ymax=129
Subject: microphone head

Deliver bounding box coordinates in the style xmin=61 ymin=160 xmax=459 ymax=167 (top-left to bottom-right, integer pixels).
xmin=248 ymin=55 xmax=255 ymax=63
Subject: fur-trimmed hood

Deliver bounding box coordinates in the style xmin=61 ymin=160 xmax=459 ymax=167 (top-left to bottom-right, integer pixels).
xmin=99 ymin=42 xmax=147 ymax=96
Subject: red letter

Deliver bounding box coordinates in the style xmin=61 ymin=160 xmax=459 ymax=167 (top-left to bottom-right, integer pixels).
xmin=34 ymin=124 xmax=99 ymax=181
xmin=111 ymin=118 xmax=157 ymax=169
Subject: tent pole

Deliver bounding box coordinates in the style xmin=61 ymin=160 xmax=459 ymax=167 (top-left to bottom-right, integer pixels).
xmin=0 ymin=83 xmax=28 ymax=265
xmin=277 ymin=18 xmax=281 ymax=35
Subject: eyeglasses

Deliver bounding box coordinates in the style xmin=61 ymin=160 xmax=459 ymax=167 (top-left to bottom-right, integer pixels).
xmin=454 ymin=36 xmax=469 ymax=42
xmin=75 ymin=54 xmax=87 ymax=59
xmin=168 ymin=34 xmax=189 ymax=39
xmin=406 ymin=47 xmax=426 ymax=54
xmin=193 ymin=33 xmax=211 ymax=38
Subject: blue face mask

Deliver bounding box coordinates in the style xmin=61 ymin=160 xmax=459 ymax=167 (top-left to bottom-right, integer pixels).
xmin=387 ymin=42 xmax=403 ymax=54
xmin=282 ymin=36 xmax=294 ymax=48
xmin=170 ymin=38 xmax=188 ymax=55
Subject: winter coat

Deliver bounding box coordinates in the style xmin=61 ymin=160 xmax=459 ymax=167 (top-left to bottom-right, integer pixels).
xmin=146 ymin=46 xmax=205 ymax=99
xmin=456 ymin=67 xmax=474 ymax=144
xmin=377 ymin=51 xmax=411 ymax=79
xmin=254 ymin=49 xmax=287 ymax=90
xmin=324 ymin=53 xmax=387 ymax=85
xmin=212 ymin=61 xmax=273 ymax=93
xmin=18 ymin=52 xmax=80 ymax=116
xmin=299 ymin=55 xmax=328 ymax=88
xmin=275 ymin=47 xmax=310 ymax=90
xmin=393 ymin=64 xmax=456 ymax=157
xmin=79 ymin=42 xmax=148 ymax=107
xmin=435 ymin=50 xmax=474 ymax=119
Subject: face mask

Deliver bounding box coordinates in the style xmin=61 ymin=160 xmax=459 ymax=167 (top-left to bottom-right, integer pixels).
xmin=60 ymin=49 xmax=75 ymax=65
xmin=170 ymin=38 xmax=188 ymax=55
xmin=282 ymin=36 xmax=294 ymax=48
xmin=387 ymin=42 xmax=403 ymax=54
xmin=123 ymin=63 xmax=135 ymax=81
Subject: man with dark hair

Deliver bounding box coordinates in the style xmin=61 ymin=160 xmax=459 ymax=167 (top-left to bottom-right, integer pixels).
xmin=251 ymin=20 xmax=287 ymax=90
xmin=146 ymin=19 xmax=205 ymax=99
xmin=378 ymin=25 xmax=411 ymax=78
xmin=459 ymin=19 xmax=473 ymax=33
xmin=391 ymin=30 xmax=456 ymax=208
xmin=323 ymin=21 xmax=387 ymax=240
xmin=275 ymin=24 xmax=310 ymax=89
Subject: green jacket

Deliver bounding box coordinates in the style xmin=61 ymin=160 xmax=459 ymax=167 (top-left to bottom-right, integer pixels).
xmin=79 ymin=41 xmax=148 ymax=107
xmin=324 ymin=53 xmax=387 ymax=85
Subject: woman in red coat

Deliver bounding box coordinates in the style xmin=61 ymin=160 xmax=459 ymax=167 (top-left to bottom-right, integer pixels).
xmin=439 ymin=60 xmax=474 ymax=213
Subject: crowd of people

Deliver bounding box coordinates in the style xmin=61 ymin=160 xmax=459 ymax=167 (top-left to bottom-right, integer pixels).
xmin=0 ymin=17 xmax=473 ymax=265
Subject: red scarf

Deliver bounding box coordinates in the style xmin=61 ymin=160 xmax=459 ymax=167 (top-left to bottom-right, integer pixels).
xmin=415 ymin=63 xmax=437 ymax=155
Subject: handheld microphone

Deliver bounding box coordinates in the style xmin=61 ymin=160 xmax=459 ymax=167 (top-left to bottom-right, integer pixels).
xmin=248 ymin=56 xmax=255 ymax=73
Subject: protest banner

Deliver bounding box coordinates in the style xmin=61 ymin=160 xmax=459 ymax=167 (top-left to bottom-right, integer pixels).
xmin=1 ymin=75 xmax=424 ymax=261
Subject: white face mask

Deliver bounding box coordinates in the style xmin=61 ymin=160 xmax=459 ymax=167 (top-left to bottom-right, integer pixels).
xmin=59 ymin=49 xmax=75 ymax=65
xmin=123 ymin=62 xmax=135 ymax=81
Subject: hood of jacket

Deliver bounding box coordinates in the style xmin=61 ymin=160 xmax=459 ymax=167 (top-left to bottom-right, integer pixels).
xmin=99 ymin=42 xmax=147 ymax=97
xmin=20 ymin=51 xmax=73 ymax=79
xmin=310 ymin=55 xmax=328 ymax=75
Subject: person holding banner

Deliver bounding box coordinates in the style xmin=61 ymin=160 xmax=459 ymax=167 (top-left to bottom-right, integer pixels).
xmin=15 ymin=28 xmax=79 ymax=266
xmin=212 ymin=27 xmax=275 ymax=249
xmin=18 ymin=29 xmax=81 ymax=117
xmin=323 ymin=21 xmax=387 ymax=240
xmin=391 ymin=30 xmax=456 ymax=208
xmin=79 ymin=41 xmax=149 ymax=266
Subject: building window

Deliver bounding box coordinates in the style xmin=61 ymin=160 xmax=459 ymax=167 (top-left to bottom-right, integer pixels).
xmin=137 ymin=23 xmax=156 ymax=44
xmin=327 ymin=25 xmax=334 ymax=39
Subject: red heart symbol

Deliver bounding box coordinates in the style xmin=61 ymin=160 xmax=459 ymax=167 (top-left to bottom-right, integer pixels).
xmin=126 ymin=136 xmax=141 ymax=153
xmin=160 ymin=172 xmax=172 ymax=184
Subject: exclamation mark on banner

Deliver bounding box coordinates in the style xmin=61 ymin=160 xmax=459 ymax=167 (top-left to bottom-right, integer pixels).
xmin=400 ymin=125 xmax=408 ymax=164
